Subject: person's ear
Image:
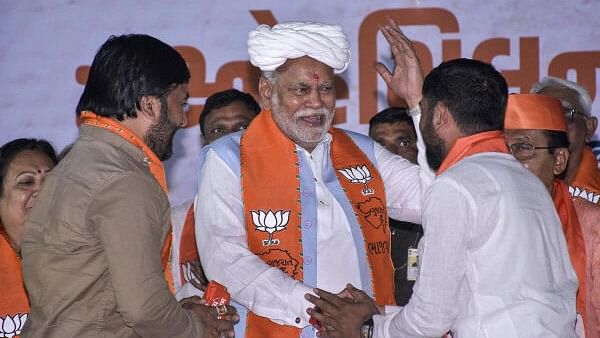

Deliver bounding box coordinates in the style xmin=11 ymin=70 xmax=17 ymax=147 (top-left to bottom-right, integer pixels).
xmin=138 ymin=96 xmax=161 ymax=122
xmin=432 ymin=102 xmax=450 ymax=131
xmin=585 ymin=116 xmax=598 ymax=143
xmin=553 ymin=148 xmax=570 ymax=176
xmin=258 ymin=77 xmax=274 ymax=110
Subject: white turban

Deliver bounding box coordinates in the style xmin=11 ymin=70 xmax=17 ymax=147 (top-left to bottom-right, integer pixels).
xmin=248 ymin=22 xmax=350 ymax=74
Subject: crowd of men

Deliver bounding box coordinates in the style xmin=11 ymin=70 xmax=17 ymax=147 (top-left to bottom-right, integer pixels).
xmin=1 ymin=18 xmax=599 ymax=338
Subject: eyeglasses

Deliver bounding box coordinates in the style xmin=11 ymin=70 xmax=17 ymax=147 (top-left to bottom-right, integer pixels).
xmin=508 ymin=143 xmax=560 ymax=160
xmin=565 ymin=108 xmax=586 ymax=124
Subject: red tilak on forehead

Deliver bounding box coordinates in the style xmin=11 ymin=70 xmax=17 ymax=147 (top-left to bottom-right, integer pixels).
xmin=313 ymin=74 xmax=320 ymax=84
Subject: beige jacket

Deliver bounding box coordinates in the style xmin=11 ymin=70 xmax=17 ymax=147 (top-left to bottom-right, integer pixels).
xmin=21 ymin=125 xmax=205 ymax=337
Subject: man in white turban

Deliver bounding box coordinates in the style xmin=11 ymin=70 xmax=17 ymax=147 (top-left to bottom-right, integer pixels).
xmin=195 ymin=21 xmax=433 ymax=338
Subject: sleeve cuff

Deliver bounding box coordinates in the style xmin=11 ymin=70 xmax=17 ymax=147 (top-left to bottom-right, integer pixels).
xmin=407 ymin=104 xmax=421 ymax=117
xmin=288 ymin=282 xmax=315 ymax=328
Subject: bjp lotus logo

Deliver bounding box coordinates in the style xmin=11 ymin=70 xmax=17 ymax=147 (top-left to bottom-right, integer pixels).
xmin=338 ymin=165 xmax=375 ymax=196
xmin=1 ymin=313 xmax=28 ymax=338
xmin=251 ymin=209 xmax=290 ymax=246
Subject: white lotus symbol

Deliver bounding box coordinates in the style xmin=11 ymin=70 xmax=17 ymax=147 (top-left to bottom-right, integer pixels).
xmin=338 ymin=165 xmax=375 ymax=195
xmin=1 ymin=313 xmax=28 ymax=338
xmin=251 ymin=209 xmax=290 ymax=246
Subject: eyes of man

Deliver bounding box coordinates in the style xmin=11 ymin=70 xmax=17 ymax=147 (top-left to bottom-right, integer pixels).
xmin=288 ymin=83 xmax=334 ymax=96
xmin=210 ymin=124 xmax=250 ymax=135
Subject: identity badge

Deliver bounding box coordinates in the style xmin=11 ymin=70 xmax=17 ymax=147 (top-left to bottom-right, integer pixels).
xmin=407 ymin=247 xmax=419 ymax=281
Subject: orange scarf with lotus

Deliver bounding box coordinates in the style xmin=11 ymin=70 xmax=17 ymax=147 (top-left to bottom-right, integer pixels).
xmin=0 ymin=226 xmax=29 ymax=338
xmin=240 ymin=110 xmax=394 ymax=338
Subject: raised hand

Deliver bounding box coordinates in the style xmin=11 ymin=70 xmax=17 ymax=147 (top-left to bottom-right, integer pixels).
xmin=375 ymin=18 xmax=424 ymax=109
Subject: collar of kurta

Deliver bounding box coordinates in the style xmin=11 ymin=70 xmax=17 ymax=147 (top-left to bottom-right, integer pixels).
xmin=436 ymin=130 xmax=508 ymax=175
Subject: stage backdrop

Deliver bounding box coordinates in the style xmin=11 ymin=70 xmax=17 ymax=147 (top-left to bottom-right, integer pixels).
xmin=2 ymin=0 xmax=599 ymax=206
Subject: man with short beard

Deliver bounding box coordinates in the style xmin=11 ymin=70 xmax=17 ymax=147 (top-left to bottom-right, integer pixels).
xmin=305 ymin=22 xmax=578 ymax=338
xmin=21 ymin=34 xmax=237 ymax=338
xmin=195 ymin=22 xmax=433 ymax=338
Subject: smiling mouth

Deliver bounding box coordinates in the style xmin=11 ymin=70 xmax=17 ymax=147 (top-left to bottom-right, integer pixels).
xmin=299 ymin=115 xmax=324 ymax=127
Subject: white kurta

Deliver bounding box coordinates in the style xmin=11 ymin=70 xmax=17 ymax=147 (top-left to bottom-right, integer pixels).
xmin=195 ymin=133 xmax=432 ymax=329
xmin=373 ymin=152 xmax=579 ymax=338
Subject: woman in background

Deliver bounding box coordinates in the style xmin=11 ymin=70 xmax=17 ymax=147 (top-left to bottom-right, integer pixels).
xmin=0 ymin=138 xmax=57 ymax=338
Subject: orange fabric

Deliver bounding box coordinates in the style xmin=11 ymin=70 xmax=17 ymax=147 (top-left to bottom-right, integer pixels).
xmin=0 ymin=227 xmax=30 ymax=337
xmin=573 ymin=198 xmax=600 ymax=338
xmin=554 ymin=180 xmax=587 ymax=322
xmin=504 ymin=94 xmax=567 ymax=132
xmin=79 ymin=111 xmax=174 ymax=293
xmin=571 ymin=147 xmax=600 ymax=205
xmin=178 ymin=204 xmax=200 ymax=282
xmin=240 ymin=110 xmax=394 ymax=338
xmin=436 ymin=131 xmax=508 ymax=175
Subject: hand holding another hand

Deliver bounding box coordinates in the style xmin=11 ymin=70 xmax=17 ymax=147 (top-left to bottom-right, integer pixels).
xmin=180 ymin=296 xmax=239 ymax=338
xmin=305 ymin=284 xmax=381 ymax=338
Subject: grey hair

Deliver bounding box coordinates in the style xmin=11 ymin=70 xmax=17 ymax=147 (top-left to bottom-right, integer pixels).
xmin=530 ymin=76 xmax=592 ymax=116
xmin=262 ymin=71 xmax=278 ymax=85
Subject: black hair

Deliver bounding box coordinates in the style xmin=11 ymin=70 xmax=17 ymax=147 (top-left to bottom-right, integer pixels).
xmin=0 ymin=138 xmax=58 ymax=198
xmin=368 ymin=107 xmax=414 ymax=135
xmin=76 ymin=34 xmax=190 ymax=121
xmin=422 ymin=58 xmax=508 ymax=135
xmin=543 ymin=130 xmax=569 ymax=153
xmin=199 ymin=89 xmax=261 ymax=135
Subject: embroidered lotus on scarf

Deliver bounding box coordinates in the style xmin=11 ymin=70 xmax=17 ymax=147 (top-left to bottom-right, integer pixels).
xmin=338 ymin=165 xmax=375 ymax=195
xmin=1 ymin=313 xmax=28 ymax=338
xmin=251 ymin=210 xmax=290 ymax=246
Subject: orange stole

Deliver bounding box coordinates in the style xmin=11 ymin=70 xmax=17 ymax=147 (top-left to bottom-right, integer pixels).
xmin=0 ymin=227 xmax=30 ymax=336
xmin=436 ymin=131 xmax=508 ymax=175
xmin=178 ymin=204 xmax=200 ymax=283
xmin=570 ymin=147 xmax=600 ymax=204
xmin=554 ymin=180 xmax=587 ymax=321
xmin=240 ymin=110 xmax=394 ymax=338
xmin=79 ymin=111 xmax=175 ymax=293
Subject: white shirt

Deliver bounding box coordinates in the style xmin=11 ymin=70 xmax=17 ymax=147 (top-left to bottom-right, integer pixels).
xmin=373 ymin=153 xmax=578 ymax=338
xmin=195 ymin=133 xmax=433 ymax=328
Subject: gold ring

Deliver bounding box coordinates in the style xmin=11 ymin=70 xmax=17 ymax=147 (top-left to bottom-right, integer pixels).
xmin=216 ymin=304 xmax=228 ymax=316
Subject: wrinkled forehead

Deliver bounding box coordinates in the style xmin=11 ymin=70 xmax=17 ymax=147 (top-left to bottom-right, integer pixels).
xmin=276 ymin=56 xmax=335 ymax=82
xmin=537 ymin=86 xmax=584 ymax=114
xmin=504 ymin=128 xmax=548 ymax=143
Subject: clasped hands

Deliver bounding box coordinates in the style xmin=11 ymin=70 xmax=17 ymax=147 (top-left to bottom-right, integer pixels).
xmin=180 ymin=296 xmax=239 ymax=338
xmin=305 ymin=284 xmax=383 ymax=338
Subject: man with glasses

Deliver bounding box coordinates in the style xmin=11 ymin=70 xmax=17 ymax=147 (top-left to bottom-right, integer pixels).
xmin=368 ymin=108 xmax=422 ymax=306
xmin=531 ymin=77 xmax=600 ymax=204
xmin=504 ymin=93 xmax=599 ymax=338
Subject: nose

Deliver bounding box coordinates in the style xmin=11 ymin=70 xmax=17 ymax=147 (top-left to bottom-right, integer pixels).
xmin=180 ymin=111 xmax=188 ymax=128
xmin=305 ymin=88 xmax=323 ymax=109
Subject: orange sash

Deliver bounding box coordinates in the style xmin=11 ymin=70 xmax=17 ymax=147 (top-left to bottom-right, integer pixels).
xmin=436 ymin=131 xmax=508 ymax=175
xmin=554 ymin=179 xmax=587 ymax=321
xmin=80 ymin=111 xmax=174 ymax=293
xmin=0 ymin=227 xmax=29 ymax=338
xmin=240 ymin=110 xmax=394 ymax=338
xmin=178 ymin=204 xmax=200 ymax=283
xmin=570 ymin=147 xmax=600 ymax=204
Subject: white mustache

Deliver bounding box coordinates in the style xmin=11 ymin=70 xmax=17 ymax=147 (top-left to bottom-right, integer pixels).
xmin=294 ymin=107 xmax=331 ymax=118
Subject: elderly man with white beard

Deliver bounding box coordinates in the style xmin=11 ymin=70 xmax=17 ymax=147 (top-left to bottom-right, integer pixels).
xmin=195 ymin=21 xmax=433 ymax=338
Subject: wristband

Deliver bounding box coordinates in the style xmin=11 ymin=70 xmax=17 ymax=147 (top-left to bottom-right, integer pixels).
xmin=361 ymin=318 xmax=374 ymax=338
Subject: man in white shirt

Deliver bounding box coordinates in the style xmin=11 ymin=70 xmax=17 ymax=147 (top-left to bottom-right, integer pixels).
xmin=195 ymin=21 xmax=432 ymax=338
xmin=306 ymin=21 xmax=578 ymax=338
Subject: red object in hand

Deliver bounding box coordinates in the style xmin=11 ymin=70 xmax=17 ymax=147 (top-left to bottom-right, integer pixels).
xmin=202 ymin=280 xmax=230 ymax=307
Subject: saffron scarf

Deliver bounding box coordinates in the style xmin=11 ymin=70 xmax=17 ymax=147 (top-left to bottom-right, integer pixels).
xmin=570 ymin=147 xmax=600 ymax=204
xmin=0 ymin=226 xmax=30 ymax=338
xmin=554 ymin=179 xmax=587 ymax=321
xmin=436 ymin=131 xmax=508 ymax=175
xmin=80 ymin=111 xmax=174 ymax=293
xmin=240 ymin=110 xmax=394 ymax=338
